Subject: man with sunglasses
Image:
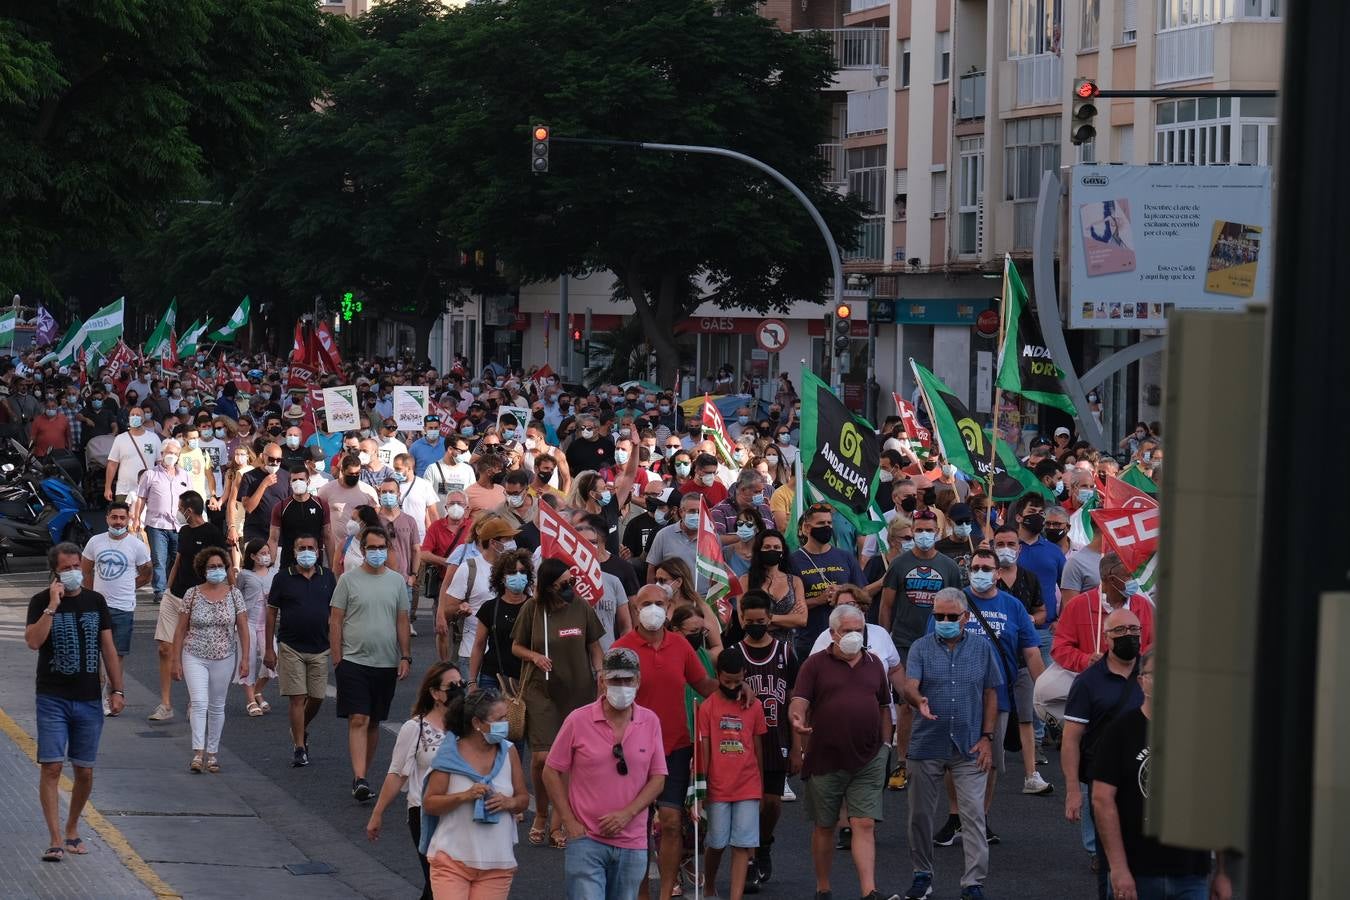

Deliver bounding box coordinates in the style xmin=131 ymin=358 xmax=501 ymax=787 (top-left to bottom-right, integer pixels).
xmin=544 ymin=647 xmax=667 ymax=900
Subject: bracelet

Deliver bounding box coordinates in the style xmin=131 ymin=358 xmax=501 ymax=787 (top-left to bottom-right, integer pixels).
xmin=111 ymin=690 xmax=125 ymax=696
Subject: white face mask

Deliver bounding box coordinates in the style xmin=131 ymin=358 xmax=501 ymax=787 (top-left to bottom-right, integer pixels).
xmin=162 ymin=454 xmax=179 ymax=468
xmin=358 ymin=451 xmax=371 ymax=466
xmin=638 ymin=603 xmax=668 ymax=631
xmin=506 ymin=493 xmax=524 ymax=508
xmin=699 ymin=473 xmax=716 ymax=486
xmin=291 ymin=480 xmax=308 ymax=495
xmin=606 ymin=685 xmax=637 ymax=710
xmin=446 ymin=503 xmax=466 ymax=520
xmin=346 ymin=519 xmax=360 ymax=536
xmin=837 ymin=631 xmax=865 ymax=657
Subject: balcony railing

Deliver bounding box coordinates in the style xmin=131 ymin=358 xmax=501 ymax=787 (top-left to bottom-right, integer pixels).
xmin=818 ymin=143 xmax=846 ymax=186
xmin=846 ymin=87 xmax=888 ymax=135
xmin=843 ymin=218 xmax=886 ymax=261
xmin=847 ymin=0 xmax=888 ymax=12
xmin=1014 ymin=53 xmax=1062 ymax=107
xmin=1155 ymin=24 xmax=1215 ymax=84
xmin=800 ymin=28 xmax=889 ymax=70
xmin=957 ymin=71 xmax=986 ymax=119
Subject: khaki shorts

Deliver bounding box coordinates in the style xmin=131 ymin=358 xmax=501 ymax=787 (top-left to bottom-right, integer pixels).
xmin=153 ymin=593 xmax=183 ymax=644
xmin=278 ymin=642 xmax=331 ymax=700
xmin=803 ymin=745 xmax=889 ymax=826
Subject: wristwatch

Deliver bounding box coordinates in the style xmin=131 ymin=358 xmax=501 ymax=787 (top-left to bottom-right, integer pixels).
xmin=400 ymin=655 xmax=413 ymax=663
xmin=981 ymin=732 xmax=995 ymax=743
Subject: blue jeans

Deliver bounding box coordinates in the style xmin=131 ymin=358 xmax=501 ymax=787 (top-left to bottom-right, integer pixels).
xmin=35 ymin=695 xmax=104 ymax=768
xmin=1133 ymin=874 xmax=1209 ymax=900
xmin=564 ymin=836 xmax=647 ymax=900
xmin=1079 ymin=783 xmax=1098 ymax=854
xmin=146 ymin=526 xmax=178 ymax=598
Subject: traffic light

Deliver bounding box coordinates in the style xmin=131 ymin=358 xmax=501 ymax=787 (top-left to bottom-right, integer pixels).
xmin=531 ymin=124 xmax=550 ymax=174
xmin=1071 ymin=78 xmax=1099 ymax=146
xmin=570 ymin=326 xmax=584 ymax=352
xmin=833 ymin=302 xmax=852 ymax=352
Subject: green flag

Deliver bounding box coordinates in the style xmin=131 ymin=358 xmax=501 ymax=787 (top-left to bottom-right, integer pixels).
xmin=796 ymin=368 xmax=882 ymax=539
xmin=82 ymin=297 xmax=125 ymax=354
xmin=44 ymin=321 xmax=85 ymax=367
xmin=206 ymin=296 xmax=250 ymax=342
xmin=1118 ymin=464 xmax=1158 ymax=495
xmin=996 ymin=256 xmax=1077 ymax=415
xmin=910 ymin=360 xmax=1053 ymax=502
xmin=145 ymin=299 xmax=177 ymax=359
xmin=179 ymin=318 xmax=211 ymax=357
xmin=0 ymin=309 xmax=16 ymax=344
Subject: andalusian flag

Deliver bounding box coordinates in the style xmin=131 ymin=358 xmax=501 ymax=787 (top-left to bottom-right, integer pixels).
xmin=996 ymin=255 xmax=1077 ymax=415
xmin=910 ymin=360 xmax=1052 ymax=502
xmin=699 ymin=395 xmax=737 ymax=467
xmin=0 ymin=309 xmax=17 ymax=346
xmin=1068 ymin=491 xmax=1099 ymax=549
xmin=695 ymin=500 xmax=737 ymax=627
xmin=178 ymin=318 xmax=212 ymax=357
xmin=797 ymin=369 xmax=883 ymax=539
xmin=1118 ymin=464 xmax=1158 ymax=495
xmin=46 ymin=321 xmax=85 ymax=367
xmin=206 ymin=296 xmax=250 ymax=342
xmin=81 ymin=297 xmax=125 ymax=354
xmin=144 ymin=299 xmax=177 ymax=359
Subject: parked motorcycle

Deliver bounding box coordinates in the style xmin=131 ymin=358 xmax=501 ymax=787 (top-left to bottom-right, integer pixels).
xmin=0 ymin=439 xmax=103 ymax=570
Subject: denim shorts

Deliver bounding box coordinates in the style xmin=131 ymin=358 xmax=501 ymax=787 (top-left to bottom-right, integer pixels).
xmin=36 ymin=694 xmax=104 ymax=768
xmin=707 ymin=799 xmax=760 ymax=850
xmin=109 ymin=608 xmax=134 ymax=656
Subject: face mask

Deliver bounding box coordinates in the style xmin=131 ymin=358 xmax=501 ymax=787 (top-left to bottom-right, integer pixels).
xmin=942 ymin=463 xmax=956 ymax=478
xmin=342 ymin=473 xmax=360 ymax=487
xmin=613 ymin=448 xmax=630 ymax=466
xmin=524 ymin=437 xmax=537 ymax=451
xmin=92 ymin=399 xmax=104 ymax=410
xmin=291 ymin=480 xmax=308 ymax=495
xmin=426 ymin=429 xmax=440 ymax=440
xmin=953 ymin=523 xmax=973 ymax=539
xmin=1053 ymin=479 xmax=1065 ymax=495
xmin=969 ymin=570 xmax=996 ymax=592
xmin=1021 ymin=513 xmax=1045 ymax=534
xmin=598 ymin=489 xmax=613 ymax=506
xmin=58 ymin=569 xmax=83 ymax=592
xmin=257 ymin=553 xmax=273 ymax=568
xmin=663 ymin=446 xmax=678 ymax=459
xmin=1077 ymin=488 xmax=1096 ymax=504
xmin=392 ymin=471 xmax=407 ymax=483
xmin=777 ymin=434 xmax=792 ymax=445
xmin=176 ymin=509 xmax=189 ymax=527
xmin=765 ymin=455 xmax=779 ymax=467
xmin=879 ymin=470 xmax=894 ymax=483
xmin=296 ymin=550 xmax=319 ymax=568
xmin=160 ymin=388 xmax=169 ymax=397
xmin=365 ymin=548 xmax=388 ymax=567
xmin=659 ymin=404 xmax=670 ymax=414
xmin=498 ymin=539 xmax=517 ymax=552
xmin=900 ymin=539 xmax=916 ymax=553
xmin=1112 ymin=634 xmax=1141 ymax=661
xmin=128 ymin=415 xmax=143 ymax=428
xmin=379 ymin=492 xmax=398 ymax=508
xmin=483 ymin=721 xmax=510 ymax=745
xmin=736 ymin=523 xmax=757 ymax=541
xmin=282 ymin=435 xmax=299 ymax=450
xmin=268 ymin=426 xmax=284 ymax=437
xmin=744 ymin=622 xmax=769 ymax=641
xmin=900 ymin=496 xmax=917 ymax=513
xmin=717 ymin=683 xmax=740 ymax=700
xmin=737 ymin=415 xmax=749 ymax=426
xmin=837 ymin=631 xmax=865 ymax=656
xmin=639 ymin=604 xmax=668 ymax=631
xmin=683 ymin=512 xmax=700 ymax=530
xmin=935 ymin=620 xmax=963 ymax=640
xmin=675 ymin=463 xmax=691 ymax=477
xmin=357 ymin=451 xmax=371 ymax=466
xmin=556 ymin=585 xmax=575 ymax=604
xmin=265 ymin=463 xmax=281 ymax=475
xmin=162 ymin=454 xmax=179 ymax=468
xmin=913 ymin=531 xmax=937 ymax=550
xmin=504 ymin=572 xmax=529 ymax=593
xmin=506 ymin=493 xmax=525 ymax=509
xmin=994 ymin=548 xmax=1018 ymax=566
xmin=1044 ymin=527 xmax=1067 ymax=542
xmin=44 ymin=408 xmax=57 ymax=417
xmin=697 ymin=473 xmax=715 ymax=487
xmin=606 ymin=685 xmax=637 ymax=710
xmin=460 ymin=424 xmax=474 ymax=437
xmin=685 ymin=631 xmax=706 ymax=650
xmin=1123 ymin=578 xmax=1141 ymax=596
xmin=809 ymin=525 xmax=833 ymax=545
xmin=580 ymin=428 xmax=595 ymax=441
xmin=346 ymin=519 xmax=361 ymax=536
xmin=205 ymin=567 xmax=228 ymax=584
xmin=108 ymin=525 xmax=128 ymax=537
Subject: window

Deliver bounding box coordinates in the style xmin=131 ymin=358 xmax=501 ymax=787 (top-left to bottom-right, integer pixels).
xmin=935 ymin=32 xmax=951 ymax=82
xmin=1077 ymin=138 xmax=1097 ymax=163
xmin=1004 ymin=116 xmax=1060 ymax=247
xmin=1121 ymin=0 xmax=1138 ymax=41
xmin=1239 ymin=0 xmax=1279 ymax=17
xmin=846 ymin=146 xmax=888 ymax=214
xmin=1152 ymin=96 xmax=1278 ymax=165
xmin=1007 ymin=0 xmax=1063 ymax=58
xmin=1114 ymin=124 xmax=1135 ymax=163
xmin=900 ymin=40 xmax=912 ymax=88
xmin=957 ymin=138 xmax=984 ymax=256
xmin=931 ymin=168 xmax=949 ymax=217
xmin=1158 ymin=0 xmax=1223 ymax=30
xmin=1082 ymin=0 xmax=1100 ymax=49
xmin=894 ymin=169 xmax=908 ymax=221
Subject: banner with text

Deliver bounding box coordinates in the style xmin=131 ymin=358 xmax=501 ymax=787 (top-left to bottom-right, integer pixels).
xmin=537 ymin=503 xmax=605 ymax=607
xmin=322 ymin=385 xmax=360 ymax=432
xmin=393 ymin=386 xmax=429 ymax=431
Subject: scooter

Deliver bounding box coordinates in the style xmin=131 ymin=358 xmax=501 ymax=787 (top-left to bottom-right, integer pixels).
xmin=0 ymin=439 xmax=102 ymax=569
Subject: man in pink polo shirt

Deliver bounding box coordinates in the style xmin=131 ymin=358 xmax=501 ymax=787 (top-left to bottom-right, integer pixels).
xmin=544 ymin=647 xmax=667 ymax=900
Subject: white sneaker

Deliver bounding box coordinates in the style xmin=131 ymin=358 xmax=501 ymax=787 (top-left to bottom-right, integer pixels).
xmin=1022 ymin=771 xmax=1054 ymax=795
xmin=782 ymin=782 xmax=797 ymax=802
xmin=148 ymin=704 xmax=175 ymax=722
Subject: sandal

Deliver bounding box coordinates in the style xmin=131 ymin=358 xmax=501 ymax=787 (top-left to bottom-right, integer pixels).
xmin=548 ymin=827 xmax=568 ymax=850
xmin=527 ymin=819 xmax=548 ymax=846
xmin=206 ymin=756 xmax=221 ymax=774
xmin=63 ymin=838 xmax=88 ymax=855
xmin=246 ymin=701 xmax=263 ymax=717
xmin=190 ymin=754 xmax=204 ymax=774
xmin=257 ymin=698 xmax=271 ymax=713
xmin=41 ymin=847 xmax=64 ymax=862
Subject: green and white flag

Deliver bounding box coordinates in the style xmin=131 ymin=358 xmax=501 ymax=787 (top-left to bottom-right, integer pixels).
xmin=797 ymin=368 xmax=883 ymax=541
xmin=996 ymin=255 xmax=1077 ymax=416
xmin=0 ymin=309 xmax=17 ymax=344
xmin=179 ymin=318 xmax=211 ymax=357
xmin=45 ymin=321 xmax=85 ymax=367
xmin=145 ymin=299 xmax=177 ymax=359
xmin=82 ymin=297 xmax=125 ymax=354
xmin=206 ymin=296 xmax=250 ymax=342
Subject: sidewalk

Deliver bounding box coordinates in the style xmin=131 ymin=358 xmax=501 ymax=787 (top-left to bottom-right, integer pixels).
xmin=0 ymin=584 xmax=416 ymax=900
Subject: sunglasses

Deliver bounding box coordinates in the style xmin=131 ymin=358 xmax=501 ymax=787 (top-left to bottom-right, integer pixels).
xmin=612 ymin=743 xmax=628 ymax=776
xmin=969 ymin=565 xmax=996 ymax=573
xmin=933 ymin=612 xmax=963 ymax=622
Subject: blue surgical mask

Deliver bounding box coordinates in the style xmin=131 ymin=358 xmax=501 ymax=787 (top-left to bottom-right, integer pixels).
xmin=598 ymin=489 xmax=613 ymax=506
xmin=953 ymin=523 xmax=973 ymax=539
xmin=900 ymin=539 xmax=915 ymax=553
xmin=969 ymin=571 xmax=996 ymax=592
xmin=659 ymin=404 xmax=670 ymax=414
xmin=913 ymin=531 xmax=937 ymax=550
xmin=1054 ymin=479 xmax=1065 ymax=495
xmin=736 ymin=523 xmax=757 ymax=541
xmin=205 ymin=567 xmax=228 ymax=584
xmin=215 ymin=428 xmax=227 ymax=439
xmin=675 ymin=463 xmax=691 ymax=477
xmin=737 ymin=415 xmax=749 ymax=425
xmin=108 ymin=525 xmax=128 ymax=537
xmin=380 ymin=492 xmax=399 ymax=508
xmin=504 ymin=572 xmax=529 ymax=593
xmin=483 ymin=721 xmax=510 ymax=744
xmin=1123 ymin=578 xmax=1141 ymax=596
xmin=935 ymin=620 xmax=963 ymax=640
xmin=683 ymin=513 xmax=700 ymax=530
xmin=613 ymin=449 xmax=630 ymax=466
xmin=460 ymin=424 xmax=474 ymax=437
xmin=296 ymin=550 xmax=319 ymax=568
xmin=128 ymin=415 xmax=143 ymax=428
xmin=1077 ymin=488 xmax=1095 ymax=504
xmin=365 ymin=548 xmax=388 ymax=567
xmin=753 ymin=492 xmax=765 ymax=506
xmin=392 ymin=471 xmax=407 ymax=483
xmin=92 ymin=399 xmax=103 ymax=410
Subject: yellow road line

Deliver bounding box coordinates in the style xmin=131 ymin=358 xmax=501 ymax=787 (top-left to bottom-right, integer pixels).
xmin=0 ymin=706 xmax=182 ymax=899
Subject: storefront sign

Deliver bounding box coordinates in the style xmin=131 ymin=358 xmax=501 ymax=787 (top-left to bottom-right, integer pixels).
xmin=675 ymin=317 xmax=761 ymax=335
xmin=890 ymin=298 xmax=995 ymax=326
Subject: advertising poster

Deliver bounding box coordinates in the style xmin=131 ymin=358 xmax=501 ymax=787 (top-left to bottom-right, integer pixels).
xmin=1068 ymin=165 xmax=1272 ymax=329
xmin=321 ymin=386 xmax=360 ymax=432
xmin=393 ymin=386 xmax=429 ymax=431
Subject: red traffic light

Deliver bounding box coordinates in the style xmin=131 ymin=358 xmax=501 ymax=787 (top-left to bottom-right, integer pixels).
xmin=1075 ymin=79 xmax=1099 ymax=99
xmin=533 ymin=125 xmax=550 ymax=141
xmin=836 ymin=303 xmax=852 ymax=319
xmin=570 ymin=328 xmax=582 ymax=341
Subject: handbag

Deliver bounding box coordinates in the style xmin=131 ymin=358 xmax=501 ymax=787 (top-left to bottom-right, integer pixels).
xmin=966 ymin=598 xmax=1024 ymax=753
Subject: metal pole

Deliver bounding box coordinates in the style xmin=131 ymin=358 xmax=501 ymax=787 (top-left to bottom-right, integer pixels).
xmin=1093 ymin=89 xmax=1277 ymax=99
xmin=559 ymin=276 xmax=569 ymax=381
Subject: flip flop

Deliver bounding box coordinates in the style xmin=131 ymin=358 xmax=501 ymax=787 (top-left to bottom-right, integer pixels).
xmin=63 ymin=838 xmax=88 ymax=855
xmin=41 ymin=847 xmax=63 ymax=862
xmin=548 ymin=828 xmax=568 ymax=850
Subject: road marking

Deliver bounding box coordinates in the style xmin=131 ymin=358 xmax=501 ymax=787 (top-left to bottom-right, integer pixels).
xmin=0 ymin=706 xmax=182 ymax=899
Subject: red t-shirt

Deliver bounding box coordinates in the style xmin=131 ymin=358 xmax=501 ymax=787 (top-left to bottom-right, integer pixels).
xmin=696 ymin=691 xmax=767 ymax=802
xmin=613 ymin=630 xmax=709 ymax=755
xmin=678 ymin=478 xmax=728 ymax=509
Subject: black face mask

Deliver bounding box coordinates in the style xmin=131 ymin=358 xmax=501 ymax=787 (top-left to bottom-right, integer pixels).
xmin=743 ymin=622 xmax=769 ymax=641
xmin=269 ymin=426 xmax=283 ymax=437
xmin=1112 ymin=634 xmax=1140 ymax=661
xmin=685 ymin=631 xmax=706 ymax=651
xmin=556 ymin=586 xmax=575 ymax=605
xmin=759 ymin=549 xmax=783 ymax=567
xmin=1043 ymin=527 xmax=1068 ymax=543
xmin=1021 ymin=513 xmax=1045 ymax=534
xmin=922 ymin=459 xmax=938 ymax=471
xmin=809 ymin=525 xmax=833 ymax=545
xmin=718 ymin=684 xmax=740 ymax=700
xmin=900 ymin=497 xmax=917 ymax=513
xmin=537 ymin=470 xmax=553 ymax=483
xmin=343 ymin=474 xmax=360 ymax=487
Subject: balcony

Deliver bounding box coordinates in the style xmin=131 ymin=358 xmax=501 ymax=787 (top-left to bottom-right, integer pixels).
xmin=1155 ymin=24 xmax=1215 ymax=84
xmin=844 ymin=218 xmax=886 ymax=262
xmin=801 ymin=28 xmax=888 ymax=70
xmin=957 ymin=71 xmax=986 ymax=119
xmin=1014 ymin=53 xmax=1062 ymax=107
xmin=847 ymin=0 xmax=888 ymax=12
xmin=846 ymin=87 xmax=888 ymax=136
xmin=818 ymin=143 xmax=846 ymax=186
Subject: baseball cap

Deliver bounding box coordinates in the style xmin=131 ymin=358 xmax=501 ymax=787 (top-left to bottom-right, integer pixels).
xmin=949 ymin=502 xmax=973 ymax=524
xmin=1054 ymin=426 xmax=1071 ymax=438
xmin=475 ymin=517 xmax=521 ymax=543
xmin=602 ymin=647 xmax=640 ymax=679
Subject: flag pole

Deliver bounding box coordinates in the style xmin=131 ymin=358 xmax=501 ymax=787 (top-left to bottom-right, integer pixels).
xmin=985 ymin=255 xmax=1012 ymax=530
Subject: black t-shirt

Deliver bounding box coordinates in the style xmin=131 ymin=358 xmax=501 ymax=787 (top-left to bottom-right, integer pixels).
xmin=475 ymin=596 xmax=525 ymax=680
xmin=268 ymin=566 xmax=337 ymax=654
xmin=600 ymin=554 xmax=639 ymax=600
xmin=730 ymin=639 xmax=799 ymax=772
xmin=622 ymin=512 xmax=662 ymax=560
xmin=1090 ymin=708 xmax=1211 ymax=878
xmin=239 ymin=468 xmax=288 ymax=540
xmin=564 ymin=436 xmax=615 ymax=476
xmin=27 ymin=588 xmax=112 ymax=701
xmin=273 ymin=496 xmax=330 ymax=568
xmin=170 ymin=521 xmax=229 ymax=599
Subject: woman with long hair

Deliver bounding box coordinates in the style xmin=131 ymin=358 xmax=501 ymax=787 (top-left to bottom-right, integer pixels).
xmin=421 ymin=688 xmax=528 ymax=898
xmin=170 ymin=547 xmax=249 ymax=774
xmin=235 ymin=538 xmax=277 ymax=717
xmin=469 ymin=550 xmax=533 ymax=691
xmin=510 ymin=558 xmax=604 ymax=849
xmin=739 ymin=529 xmax=808 ymax=645
xmin=366 ymin=661 xmax=464 ymax=900
xmin=222 ymin=443 xmax=255 ymax=567
xmin=725 ymin=505 xmax=767 ymax=579
xmin=651 ymin=556 xmax=701 ymax=611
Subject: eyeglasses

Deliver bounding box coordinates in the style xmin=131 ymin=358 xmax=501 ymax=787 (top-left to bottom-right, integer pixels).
xmin=932 ymin=612 xmax=963 ymax=622
xmin=1105 ymin=625 xmax=1143 ymax=637
xmin=612 ymin=743 xmax=628 ymax=776
xmin=266 ymin=455 xmax=283 ymax=462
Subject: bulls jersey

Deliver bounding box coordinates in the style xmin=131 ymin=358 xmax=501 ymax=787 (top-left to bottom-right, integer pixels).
xmin=733 ymin=639 xmax=799 ymax=772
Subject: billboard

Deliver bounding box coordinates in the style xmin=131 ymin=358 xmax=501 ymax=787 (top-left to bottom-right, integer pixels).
xmin=1067 ymin=165 xmax=1272 ymax=329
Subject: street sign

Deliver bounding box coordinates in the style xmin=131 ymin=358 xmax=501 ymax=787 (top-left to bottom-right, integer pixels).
xmin=755 ymin=318 xmax=788 ymax=352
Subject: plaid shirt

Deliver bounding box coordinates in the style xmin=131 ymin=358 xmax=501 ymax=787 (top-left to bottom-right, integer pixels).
xmin=63 ymin=408 xmax=81 ymax=447
xmin=905 ymin=631 xmax=1003 ymax=761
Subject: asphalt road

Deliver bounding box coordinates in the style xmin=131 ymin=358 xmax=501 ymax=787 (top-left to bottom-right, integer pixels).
xmin=7 ymin=550 xmax=1091 ymax=900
